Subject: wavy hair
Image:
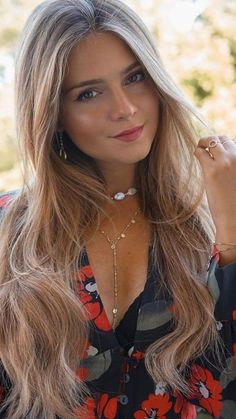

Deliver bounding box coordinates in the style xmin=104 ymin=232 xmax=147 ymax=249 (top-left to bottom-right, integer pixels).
xmin=0 ymin=0 xmax=220 ymax=417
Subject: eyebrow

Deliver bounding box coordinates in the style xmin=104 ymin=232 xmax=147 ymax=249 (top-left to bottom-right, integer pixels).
xmin=64 ymin=60 xmax=141 ymax=95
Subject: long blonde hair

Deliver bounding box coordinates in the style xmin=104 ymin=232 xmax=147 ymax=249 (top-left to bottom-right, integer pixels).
xmin=0 ymin=0 xmax=220 ymax=417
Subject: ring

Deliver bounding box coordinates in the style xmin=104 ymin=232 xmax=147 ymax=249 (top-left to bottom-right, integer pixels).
xmin=204 ymin=148 xmax=214 ymax=159
xmin=208 ymin=139 xmax=221 ymax=148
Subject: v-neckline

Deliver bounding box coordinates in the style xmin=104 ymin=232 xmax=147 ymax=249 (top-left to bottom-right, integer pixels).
xmin=81 ymin=245 xmax=153 ymax=334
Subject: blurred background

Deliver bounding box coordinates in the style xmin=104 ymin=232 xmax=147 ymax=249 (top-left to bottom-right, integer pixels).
xmin=0 ymin=0 xmax=235 ymax=192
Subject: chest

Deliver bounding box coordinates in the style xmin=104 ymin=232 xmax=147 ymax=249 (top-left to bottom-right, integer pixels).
xmin=85 ymin=219 xmax=150 ymax=328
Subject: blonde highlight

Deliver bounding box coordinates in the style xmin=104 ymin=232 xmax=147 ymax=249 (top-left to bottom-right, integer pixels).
xmin=0 ymin=0 xmax=221 ymax=417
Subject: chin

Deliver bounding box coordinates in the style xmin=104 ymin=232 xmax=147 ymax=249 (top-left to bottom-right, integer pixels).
xmin=115 ymin=151 xmax=151 ymax=165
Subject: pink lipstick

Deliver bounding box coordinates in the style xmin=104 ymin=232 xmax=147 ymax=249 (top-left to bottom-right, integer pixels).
xmin=113 ymin=125 xmax=144 ymax=142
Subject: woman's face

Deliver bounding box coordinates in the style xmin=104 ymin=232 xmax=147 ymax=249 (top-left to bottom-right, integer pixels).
xmin=61 ymin=31 xmax=160 ymax=169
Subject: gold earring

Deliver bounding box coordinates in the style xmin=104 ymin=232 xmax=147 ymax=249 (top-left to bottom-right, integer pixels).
xmin=58 ymin=132 xmax=67 ymax=160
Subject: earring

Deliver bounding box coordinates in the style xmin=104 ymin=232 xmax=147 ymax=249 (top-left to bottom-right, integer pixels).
xmin=58 ymin=132 xmax=67 ymax=160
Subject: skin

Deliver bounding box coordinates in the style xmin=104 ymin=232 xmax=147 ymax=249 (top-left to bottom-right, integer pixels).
xmin=60 ymin=31 xmax=159 ymax=197
xmin=59 ymin=32 xmax=160 ymax=324
xmin=195 ymin=135 xmax=236 ymax=266
xmin=60 ymin=31 xmax=236 ymax=267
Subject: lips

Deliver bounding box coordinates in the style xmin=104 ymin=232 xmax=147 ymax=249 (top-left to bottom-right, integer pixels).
xmin=113 ymin=125 xmax=144 ymax=138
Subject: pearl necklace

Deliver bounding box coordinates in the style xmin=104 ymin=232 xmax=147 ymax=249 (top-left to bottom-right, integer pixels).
xmin=98 ymin=208 xmax=141 ymax=329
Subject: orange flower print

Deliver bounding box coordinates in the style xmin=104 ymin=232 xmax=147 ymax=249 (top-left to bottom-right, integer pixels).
xmin=74 ymin=396 xmax=96 ymax=419
xmin=76 ymin=366 xmax=89 ymax=381
xmin=132 ymin=350 xmax=145 ymax=362
xmin=173 ymin=390 xmax=196 ymax=419
xmin=189 ymin=364 xmax=223 ymax=418
xmin=97 ymin=393 xmax=118 ymax=419
xmin=74 ymin=266 xmax=111 ymax=331
xmin=134 ymin=393 xmax=172 ymax=419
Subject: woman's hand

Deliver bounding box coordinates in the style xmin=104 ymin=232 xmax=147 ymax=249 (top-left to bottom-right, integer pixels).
xmin=194 ymin=135 xmax=236 ymax=242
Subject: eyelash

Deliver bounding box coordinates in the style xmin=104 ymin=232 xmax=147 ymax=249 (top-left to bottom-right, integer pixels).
xmin=76 ymin=69 xmax=147 ymax=102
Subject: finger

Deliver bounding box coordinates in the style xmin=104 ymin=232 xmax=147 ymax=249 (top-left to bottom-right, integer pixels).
xmin=196 ymin=135 xmax=224 ymax=159
xmin=194 ymin=145 xmax=214 ymax=165
xmin=197 ymin=135 xmax=224 ymax=150
xmin=218 ymin=136 xmax=236 ymax=150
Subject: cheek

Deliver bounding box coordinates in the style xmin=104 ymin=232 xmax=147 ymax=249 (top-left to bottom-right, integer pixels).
xmin=140 ymin=83 xmax=159 ymax=116
xmin=63 ymin=106 xmax=101 ymax=140
xmin=144 ymin=94 xmax=160 ymax=130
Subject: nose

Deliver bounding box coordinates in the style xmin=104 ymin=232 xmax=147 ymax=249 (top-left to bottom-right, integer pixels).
xmin=109 ymin=88 xmax=138 ymax=120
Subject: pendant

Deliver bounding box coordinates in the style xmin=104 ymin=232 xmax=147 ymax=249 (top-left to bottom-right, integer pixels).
xmin=127 ymin=188 xmax=137 ymax=196
xmin=112 ymin=188 xmax=138 ymax=201
xmin=113 ymin=192 xmax=125 ymax=201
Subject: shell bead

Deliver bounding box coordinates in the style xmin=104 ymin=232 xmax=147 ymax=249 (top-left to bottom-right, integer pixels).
xmin=114 ymin=192 xmax=125 ymax=200
xmin=127 ymin=188 xmax=137 ymax=196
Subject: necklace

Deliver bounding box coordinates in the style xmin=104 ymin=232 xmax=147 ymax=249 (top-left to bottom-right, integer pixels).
xmin=110 ymin=187 xmax=138 ymax=201
xmin=98 ymin=207 xmax=141 ymax=329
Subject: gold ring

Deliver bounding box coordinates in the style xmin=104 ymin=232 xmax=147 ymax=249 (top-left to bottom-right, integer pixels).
xmin=204 ymin=148 xmax=214 ymax=159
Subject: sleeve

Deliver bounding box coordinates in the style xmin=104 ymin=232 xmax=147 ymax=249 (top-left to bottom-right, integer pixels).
xmin=186 ymin=253 xmax=236 ymax=418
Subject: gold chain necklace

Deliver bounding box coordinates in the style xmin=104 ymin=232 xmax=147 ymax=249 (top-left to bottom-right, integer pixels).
xmin=98 ymin=208 xmax=141 ymax=329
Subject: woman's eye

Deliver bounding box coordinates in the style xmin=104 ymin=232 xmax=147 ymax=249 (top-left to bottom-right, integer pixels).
xmin=127 ymin=70 xmax=147 ymax=84
xmin=75 ymin=70 xmax=147 ymax=101
xmin=76 ymin=90 xmax=98 ymax=102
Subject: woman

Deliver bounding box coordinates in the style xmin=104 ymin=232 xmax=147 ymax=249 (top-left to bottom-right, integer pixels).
xmin=0 ymin=0 xmax=235 ymax=418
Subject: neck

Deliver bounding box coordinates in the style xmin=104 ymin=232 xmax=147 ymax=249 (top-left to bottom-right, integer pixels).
xmin=96 ymin=161 xmax=137 ymax=197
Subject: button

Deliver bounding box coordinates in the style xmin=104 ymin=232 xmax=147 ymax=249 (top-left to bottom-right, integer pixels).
xmin=123 ymin=373 xmax=130 ymax=383
xmin=119 ymin=394 xmax=129 ymax=405
xmin=216 ymin=321 xmax=223 ymax=331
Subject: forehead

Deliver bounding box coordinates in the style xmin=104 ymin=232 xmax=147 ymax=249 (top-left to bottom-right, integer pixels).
xmin=63 ymin=32 xmax=138 ymax=85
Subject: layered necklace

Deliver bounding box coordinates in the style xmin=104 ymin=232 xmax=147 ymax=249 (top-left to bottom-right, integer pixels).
xmin=98 ymin=187 xmax=140 ymax=329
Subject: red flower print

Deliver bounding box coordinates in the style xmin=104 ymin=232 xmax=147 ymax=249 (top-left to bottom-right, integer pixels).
xmin=76 ymin=366 xmax=89 ymax=381
xmin=74 ymin=396 xmax=96 ymax=419
xmin=132 ymin=350 xmax=145 ymax=362
xmin=173 ymin=390 xmax=196 ymax=419
xmin=189 ymin=364 xmax=223 ymax=418
xmin=75 ymin=266 xmax=111 ymax=331
xmin=97 ymin=393 xmax=118 ymax=419
xmin=134 ymin=393 xmax=172 ymax=419
xmin=0 ymin=194 xmax=12 ymax=209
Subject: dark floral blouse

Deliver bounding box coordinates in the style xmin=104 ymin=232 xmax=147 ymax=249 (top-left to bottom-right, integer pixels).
xmin=0 ymin=191 xmax=236 ymax=419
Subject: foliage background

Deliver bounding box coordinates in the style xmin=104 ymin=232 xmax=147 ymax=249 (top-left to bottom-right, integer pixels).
xmin=0 ymin=0 xmax=235 ymax=192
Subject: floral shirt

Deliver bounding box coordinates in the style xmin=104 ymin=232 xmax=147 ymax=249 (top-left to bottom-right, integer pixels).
xmin=0 ymin=191 xmax=236 ymax=419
